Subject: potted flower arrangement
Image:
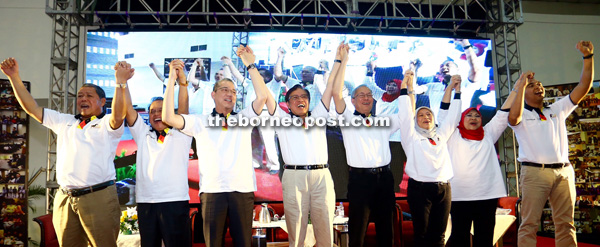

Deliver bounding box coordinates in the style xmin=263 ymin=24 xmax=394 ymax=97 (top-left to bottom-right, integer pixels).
xmin=120 ymin=206 xmax=139 ymax=235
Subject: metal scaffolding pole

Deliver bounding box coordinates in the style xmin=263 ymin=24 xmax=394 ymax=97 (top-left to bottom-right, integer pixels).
xmin=45 ymin=0 xmax=84 ymax=213
xmin=486 ymin=0 xmax=523 ymax=197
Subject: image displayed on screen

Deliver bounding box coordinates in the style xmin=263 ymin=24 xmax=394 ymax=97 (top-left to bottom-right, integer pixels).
xmin=87 ymin=31 xmax=495 ymax=204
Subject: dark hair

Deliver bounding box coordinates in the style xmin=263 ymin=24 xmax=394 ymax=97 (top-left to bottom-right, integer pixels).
xmin=302 ymin=66 xmax=317 ymax=73
xmin=259 ymin=69 xmax=274 ymax=83
xmin=212 ymin=78 xmax=235 ymax=92
xmin=285 ymin=84 xmax=311 ymax=103
xmin=148 ymin=97 xmax=164 ymax=112
xmin=80 ymin=83 xmax=106 ymax=99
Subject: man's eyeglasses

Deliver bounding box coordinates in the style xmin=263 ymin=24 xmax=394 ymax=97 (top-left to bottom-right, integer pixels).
xmin=149 ymin=109 xmax=162 ymax=115
xmin=289 ymin=94 xmax=309 ymax=101
xmin=216 ymin=87 xmax=237 ymax=94
xmin=354 ymin=93 xmax=373 ymax=99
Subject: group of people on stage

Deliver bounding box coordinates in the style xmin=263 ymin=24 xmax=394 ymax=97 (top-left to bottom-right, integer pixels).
xmin=0 ymin=39 xmax=594 ymax=247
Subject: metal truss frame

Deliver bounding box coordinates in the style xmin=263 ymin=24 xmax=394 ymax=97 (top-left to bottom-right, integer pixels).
xmin=44 ymin=0 xmax=523 ymax=211
xmin=485 ymin=0 xmax=523 ymax=197
xmin=45 ymin=0 xmax=84 ymax=213
xmin=46 ymin=0 xmax=497 ymax=36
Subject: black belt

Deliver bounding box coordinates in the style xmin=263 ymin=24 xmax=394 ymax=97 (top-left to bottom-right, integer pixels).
xmin=284 ymin=164 xmax=329 ymax=170
xmin=349 ymin=165 xmax=390 ymax=174
xmin=61 ymin=180 xmax=115 ymax=197
xmin=409 ymin=178 xmax=449 ymax=185
xmin=521 ymin=161 xmax=570 ymax=169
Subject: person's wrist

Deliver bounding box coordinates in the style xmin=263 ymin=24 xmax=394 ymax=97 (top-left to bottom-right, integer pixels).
xmin=247 ymin=63 xmax=257 ymax=70
xmin=583 ymin=53 xmax=594 ymax=59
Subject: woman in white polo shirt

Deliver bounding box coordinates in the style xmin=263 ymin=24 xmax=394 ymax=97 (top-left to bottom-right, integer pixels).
xmin=439 ymin=89 xmax=516 ymax=247
xmin=397 ymin=72 xmax=462 ymax=247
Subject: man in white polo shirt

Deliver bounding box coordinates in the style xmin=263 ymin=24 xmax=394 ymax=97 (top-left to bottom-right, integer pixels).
xmin=331 ymin=43 xmax=403 ymax=247
xmin=263 ymin=44 xmax=342 ymax=247
xmin=124 ymin=59 xmax=192 ymax=247
xmin=1 ymin=58 xmax=132 ymax=247
xmin=508 ymin=41 xmax=594 ymax=247
xmin=162 ymin=46 xmax=270 ymax=247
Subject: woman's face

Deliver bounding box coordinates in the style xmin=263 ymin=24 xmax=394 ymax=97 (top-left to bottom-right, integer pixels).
xmin=416 ymin=108 xmax=434 ymax=130
xmin=386 ymin=81 xmax=399 ymax=94
xmin=463 ymin=109 xmax=482 ymax=130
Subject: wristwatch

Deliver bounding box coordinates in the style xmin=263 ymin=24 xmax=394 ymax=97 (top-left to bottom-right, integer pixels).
xmin=116 ymin=83 xmax=127 ymax=88
xmin=247 ymin=63 xmax=257 ymax=70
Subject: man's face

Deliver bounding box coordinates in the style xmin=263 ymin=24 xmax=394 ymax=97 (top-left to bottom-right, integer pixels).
xmin=77 ymin=87 xmax=105 ymax=117
xmin=463 ymin=109 xmax=482 ymax=130
xmin=386 ymin=81 xmax=399 ymax=94
xmin=351 ymin=87 xmax=374 ymax=115
xmin=524 ymin=79 xmax=545 ymax=105
xmin=215 ymin=70 xmax=225 ymax=82
xmin=286 ymin=89 xmax=310 ymax=116
xmin=439 ymin=61 xmax=458 ymax=75
xmin=416 ymin=108 xmax=434 ymax=130
xmin=148 ymin=100 xmax=168 ymax=131
xmin=301 ymin=67 xmax=315 ymax=82
xmin=211 ymin=81 xmax=237 ymax=110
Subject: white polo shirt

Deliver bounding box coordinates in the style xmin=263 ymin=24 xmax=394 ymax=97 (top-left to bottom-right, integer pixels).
xmin=397 ymin=95 xmax=461 ymax=182
xmin=273 ymin=101 xmax=329 ymax=165
xmin=129 ymin=113 xmax=192 ymax=203
xmin=510 ymin=96 xmax=576 ymax=163
xmin=42 ymin=109 xmax=124 ymax=189
xmin=445 ymin=110 xmax=509 ymax=201
xmin=180 ymin=107 xmax=258 ymax=193
xmin=337 ymin=104 xmax=400 ymax=168
xmin=375 ymin=98 xmax=402 ymax=142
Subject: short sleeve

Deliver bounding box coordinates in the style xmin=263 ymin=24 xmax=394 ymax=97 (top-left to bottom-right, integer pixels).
xmin=180 ymin=114 xmax=204 ymax=137
xmin=128 ymin=113 xmax=149 ymax=143
xmin=103 ymin=114 xmax=124 ymax=138
xmin=311 ymin=100 xmax=330 ymax=118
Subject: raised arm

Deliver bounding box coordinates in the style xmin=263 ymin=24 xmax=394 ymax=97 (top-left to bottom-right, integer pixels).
xmin=175 ymin=60 xmax=189 ymax=115
xmin=437 ymin=75 xmax=462 ymax=137
xmin=409 ymin=59 xmax=427 ymax=94
xmin=237 ymin=45 xmax=269 ymax=115
xmin=332 ymin=43 xmax=348 ymax=114
xmin=188 ymin=59 xmax=203 ymax=89
xmin=162 ymin=60 xmax=186 ymax=129
xmin=457 ymin=39 xmax=482 ymax=83
xmin=570 ymin=41 xmax=594 ymax=104
xmin=123 ymin=67 xmax=138 ymax=127
xmin=1 ymin=58 xmax=43 ymax=123
xmin=149 ymin=62 xmax=165 ymax=82
xmin=441 ymin=75 xmax=461 ymax=104
xmin=362 ymin=61 xmax=385 ymax=101
xmin=222 ymin=56 xmax=246 ymax=83
xmin=111 ymin=61 xmax=135 ymax=129
xmin=273 ymin=47 xmax=288 ymax=83
xmin=404 ymin=69 xmax=416 ymax=112
xmin=500 ymin=88 xmax=518 ymax=111
xmin=508 ymin=71 xmax=533 ymax=126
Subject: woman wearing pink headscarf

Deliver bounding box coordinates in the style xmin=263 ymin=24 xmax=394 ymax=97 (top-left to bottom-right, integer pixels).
xmin=439 ymin=88 xmax=517 ymax=247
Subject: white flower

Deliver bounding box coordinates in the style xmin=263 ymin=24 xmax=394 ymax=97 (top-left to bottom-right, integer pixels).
xmin=126 ymin=206 xmax=137 ymax=218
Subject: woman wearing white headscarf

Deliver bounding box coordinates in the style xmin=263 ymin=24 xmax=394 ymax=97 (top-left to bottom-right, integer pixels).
xmin=397 ymin=71 xmax=462 ymax=247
